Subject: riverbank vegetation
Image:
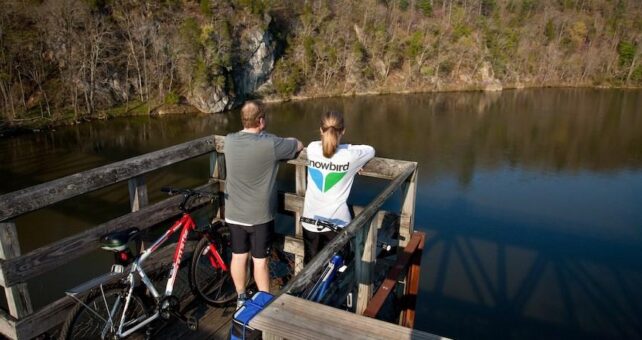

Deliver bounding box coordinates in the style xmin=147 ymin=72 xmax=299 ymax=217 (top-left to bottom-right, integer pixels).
xmin=1 ymin=0 xmax=641 ymax=131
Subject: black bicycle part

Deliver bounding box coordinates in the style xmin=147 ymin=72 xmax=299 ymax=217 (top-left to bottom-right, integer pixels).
xmin=189 ymin=233 xmax=238 ymax=306
xmin=299 ymin=216 xmax=342 ymax=233
xmin=161 ymin=187 xmax=217 ymax=212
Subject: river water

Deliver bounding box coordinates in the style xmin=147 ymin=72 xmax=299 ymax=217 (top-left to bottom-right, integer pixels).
xmin=1 ymin=89 xmax=641 ymax=339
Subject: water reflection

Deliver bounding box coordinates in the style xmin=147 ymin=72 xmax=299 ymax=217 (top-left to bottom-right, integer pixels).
xmin=0 ymin=89 xmax=641 ymax=339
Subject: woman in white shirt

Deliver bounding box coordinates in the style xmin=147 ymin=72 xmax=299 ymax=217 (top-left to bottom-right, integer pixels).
xmin=301 ymin=111 xmax=375 ymax=263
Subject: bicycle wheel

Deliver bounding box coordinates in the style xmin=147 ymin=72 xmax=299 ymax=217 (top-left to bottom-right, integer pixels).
xmin=60 ymin=284 xmax=149 ymax=340
xmin=190 ymin=236 xmax=237 ymax=305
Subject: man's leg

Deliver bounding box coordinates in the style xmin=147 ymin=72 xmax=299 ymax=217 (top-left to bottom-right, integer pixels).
xmin=252 ymin=257 xmax=270 ymax=292
xmin=249 ymin=221 xmax=274 ymax=292
xmin=231 ymin=252 xmax=249 ymax=294
xmin=229 ymin=224 xmax=250 ymax=295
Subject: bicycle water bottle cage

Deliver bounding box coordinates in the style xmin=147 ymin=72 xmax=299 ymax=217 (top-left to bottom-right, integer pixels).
xmin=100 ymin=227 xmax=140 ymax=252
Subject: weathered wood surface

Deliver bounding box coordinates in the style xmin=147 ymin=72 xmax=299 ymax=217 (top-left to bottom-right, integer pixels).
xmin=355 ymin=211 xmax=383 ymax=315
xmin=154 ymin=302 xmax=235 ymax=340
xmin=128 ymin=176 xmax=149 ymax=212
xmin=11 ymin=240 xmax=197 ymax=340
xmin=399 ymin=169 xmax=418 ymax=248
xmin=363 ymin=232 xmax=425 ymax=319
xmin=0 ymin=299 xmax=17 ymax=339
xmin=0 ymin=135 xmax=224 ymax=222
xmin=0 ymin=183 xmax=217 ymax=287
xmin=0 ymin=223 xmax=33 ymax=319
xmin=250 ymin=294 xmax=446 ymax=340
xmin=282 ymin=163 xmax=416 ymax=296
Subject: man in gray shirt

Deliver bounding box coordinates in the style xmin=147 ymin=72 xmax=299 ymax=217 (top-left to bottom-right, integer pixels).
xmin=224 ymin=100 xmax=303 ymax=307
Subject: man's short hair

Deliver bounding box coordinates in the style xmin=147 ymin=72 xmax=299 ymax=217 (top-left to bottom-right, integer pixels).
xmin=241 ymin=100 xmax=265 ymax=129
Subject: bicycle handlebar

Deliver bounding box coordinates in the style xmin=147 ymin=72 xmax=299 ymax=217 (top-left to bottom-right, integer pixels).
xmin=300 ymin=217 xmax=341 ymax=233
xmin=161 ymin=187 xmax=217 ymax=212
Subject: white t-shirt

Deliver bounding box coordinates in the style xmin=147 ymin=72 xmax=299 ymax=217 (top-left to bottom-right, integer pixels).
xmin=302 ymin=141 xmax=375 ymax=232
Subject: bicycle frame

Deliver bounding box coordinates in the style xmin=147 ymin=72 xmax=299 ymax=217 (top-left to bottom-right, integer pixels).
xmin=109 ymin=213 xmax=226 ymax=338
xmin=306 ymin=254 xmax=344 ymax=302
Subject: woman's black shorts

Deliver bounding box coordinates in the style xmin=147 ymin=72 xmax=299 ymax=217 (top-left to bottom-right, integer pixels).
xmin=228 ymin=221 xmax=274 ymax=259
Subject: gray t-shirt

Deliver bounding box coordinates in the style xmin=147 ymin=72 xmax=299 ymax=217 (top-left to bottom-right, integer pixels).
xmin=224 ymin=131 xmax=299 ymax=225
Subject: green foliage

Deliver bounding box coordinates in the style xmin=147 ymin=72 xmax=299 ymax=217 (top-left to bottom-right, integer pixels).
xmin=631 ymin=65 xmax=642 ymax=82
xmin=438 ymin=60 xmax=453 ymax=77
xmin=453 ymin=24 xmax=472 ymax=41
xmin=520 ymin=0 xmax=536 ymax=18
xmin=200 ymin=0 xmax=212 ymax=17
xmin=545 ymin=19 xmax=555 ymax=44
xmin=405 ymin=32 xmax=423 ymax=60
xmin=567 ymin=21 xmax=587 ymax=49
xmin=417 ymin=0 xmax=432 ymax=17
xmin=618 ymin=41 xmax=636 ymax=66
xmin=353 ymin=41 xmax=368 ymax=63
xmin=85 ymin=0 xmax=106 ymax=11
xmin=180 ymin=17 xmax=201 ymax=53
xmin=273 ymin=57 xmax=303 ymax=98
xmin=303 ymin=36 xmax=315 ymax=65
xmin=481 ymin=0 xmax=496 ymax=16
xmin=194 ymin=57 xmax=209 ymax=84
xmin=399 ymin=0 xmax=409 ymax=11
xmin=164 ymin=91 xmax=180 ymax=105
xmin=236 ymin=0 xmax=266 ymax=15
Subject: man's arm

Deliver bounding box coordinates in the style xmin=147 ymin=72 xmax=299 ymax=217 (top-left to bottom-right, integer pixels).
xmin=287 ymin=137 xmax=304 ymax=153
xmin=274 ymin=136 xmax=303 ymax=160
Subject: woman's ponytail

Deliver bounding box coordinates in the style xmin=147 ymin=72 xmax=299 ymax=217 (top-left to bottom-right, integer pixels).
xmin=320 ymin=111 xmax=345 ymax=158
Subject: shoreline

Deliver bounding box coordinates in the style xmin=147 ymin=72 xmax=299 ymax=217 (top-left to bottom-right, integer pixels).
xmin=2 ymin=84 xmax=641 ymax=138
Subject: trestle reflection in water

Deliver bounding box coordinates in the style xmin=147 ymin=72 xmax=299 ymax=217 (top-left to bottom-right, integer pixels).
xmin=0 ymin=89 xmax=641 ymax=339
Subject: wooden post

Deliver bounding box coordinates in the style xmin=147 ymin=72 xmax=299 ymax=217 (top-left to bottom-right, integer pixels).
xmin=0 ymin=222 xmax=33 ymax=319
xmin=294 ymin=165 xmax=306 ymax=237
xmin=398 ymin=167 xmax=417 ymax=325
xmin=210 ymin=152 xmax=226 ymax=220
xmin=355 ymin=211 xmax=384 ymax=315
xmin=127 ymin=175 xmax=148 ymax=212
xmin=288 ymin=165 xmax=307 ymax=275
xmin=283 ymin=236 xmax=305 ymax=275
xmin=398 ymin=168 xmax=417 ymax=247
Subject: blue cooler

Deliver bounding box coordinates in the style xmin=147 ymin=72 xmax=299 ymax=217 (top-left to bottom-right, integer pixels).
xmin=231 ymin=292 xmax=275 ymax=340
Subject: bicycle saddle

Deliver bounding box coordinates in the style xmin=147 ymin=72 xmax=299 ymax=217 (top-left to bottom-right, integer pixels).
xmin=100 ymin=227 xmax=140 ymax=251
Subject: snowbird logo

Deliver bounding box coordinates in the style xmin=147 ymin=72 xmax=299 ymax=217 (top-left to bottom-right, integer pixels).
xmin=307 ymin=161 xmax=350 ymax=192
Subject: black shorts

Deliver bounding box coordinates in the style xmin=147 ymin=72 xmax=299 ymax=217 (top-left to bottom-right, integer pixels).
xmin=228 ymin=221 xmax=274 ymax=259
xmin=303 ymin=228 xmax=338 ymax=264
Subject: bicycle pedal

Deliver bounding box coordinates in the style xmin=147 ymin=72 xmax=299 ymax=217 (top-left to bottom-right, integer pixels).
xmin=187 ymin=317 xmax=198 ymax=331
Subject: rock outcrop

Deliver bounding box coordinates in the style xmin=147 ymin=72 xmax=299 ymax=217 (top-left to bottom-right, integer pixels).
xmin=186 ymin=27 xmax=275 ymax=114
xmin=234 ymin=28 xmax=276 ymax=97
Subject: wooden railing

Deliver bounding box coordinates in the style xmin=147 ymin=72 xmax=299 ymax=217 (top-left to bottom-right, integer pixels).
xmin=0 ymin=136 xmax=222 ymax=339
xmin=0 ymin=134 xmax=427 ymax=339
xmin=251 ymin=148 xmax=439 ymax=339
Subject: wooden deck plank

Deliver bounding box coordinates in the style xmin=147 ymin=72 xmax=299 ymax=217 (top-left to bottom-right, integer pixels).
xmin=250 ymin=294 xmax=447 ymax=340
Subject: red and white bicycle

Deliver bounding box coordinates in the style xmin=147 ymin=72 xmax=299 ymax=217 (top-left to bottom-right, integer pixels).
xmin=60 ymin=187 xmax=236 ymax=339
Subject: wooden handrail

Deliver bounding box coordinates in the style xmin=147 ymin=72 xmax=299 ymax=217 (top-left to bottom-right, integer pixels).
xmin=0 ymin=136 xmax=224 ymax=222
xmin=287 ymin=149 xmax=416 ymax=180
xmin=282 ymin=162 xmax=417 ymax=296
xmin=0 ymin=184 xmax=216 ymax=287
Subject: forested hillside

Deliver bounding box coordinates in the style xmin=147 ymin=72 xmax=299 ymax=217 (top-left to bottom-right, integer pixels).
xmin=1 ymin=0 xmax=641 ymax=128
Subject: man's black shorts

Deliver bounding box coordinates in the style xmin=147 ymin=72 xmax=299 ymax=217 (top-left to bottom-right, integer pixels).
xmin=228 ymin=221 xmax=274 ymax=258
